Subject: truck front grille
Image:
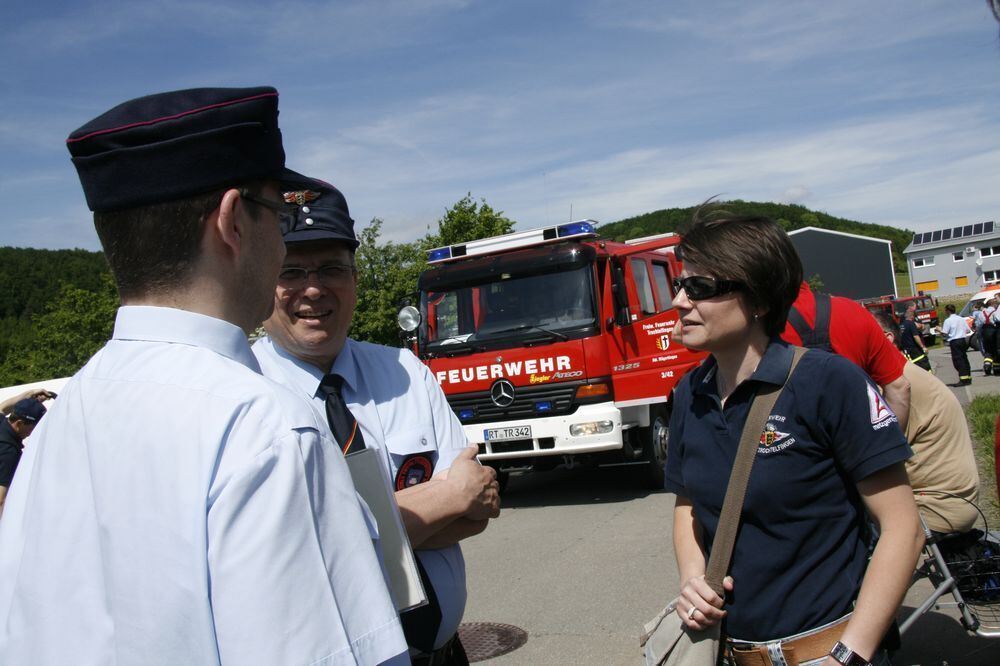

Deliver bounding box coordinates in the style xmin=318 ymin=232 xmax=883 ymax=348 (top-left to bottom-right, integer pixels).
xmin=449 ymin=382 xmax=580 ymax=424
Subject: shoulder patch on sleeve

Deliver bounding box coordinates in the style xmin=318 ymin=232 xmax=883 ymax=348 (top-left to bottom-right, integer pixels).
xmin=867 ymin=383 xmax=897 ymax=429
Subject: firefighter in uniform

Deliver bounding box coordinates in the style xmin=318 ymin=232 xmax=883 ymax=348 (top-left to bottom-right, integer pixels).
xmin=983 ymin=297 xmax=998 ymax=376
xmin=253 ymin=175 xmax=501 ymax=665
xmin=899 ymin=305 xmax=932 ymax=372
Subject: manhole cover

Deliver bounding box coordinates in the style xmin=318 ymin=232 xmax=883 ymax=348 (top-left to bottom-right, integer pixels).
xmin=458 ymin=621 xmax=528 ymax=662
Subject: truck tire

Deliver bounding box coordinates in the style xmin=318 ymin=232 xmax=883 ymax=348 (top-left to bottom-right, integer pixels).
xmin=641 ymin=406 xmax=670 ymax=489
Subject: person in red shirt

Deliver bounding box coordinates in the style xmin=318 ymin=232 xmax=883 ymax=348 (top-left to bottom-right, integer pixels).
xmin=781 ymin=282 xmax=911 ymax=430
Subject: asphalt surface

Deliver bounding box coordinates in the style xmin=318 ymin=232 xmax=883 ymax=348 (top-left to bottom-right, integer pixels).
xmin=460 ymin=348 xmax=1000 ymax=665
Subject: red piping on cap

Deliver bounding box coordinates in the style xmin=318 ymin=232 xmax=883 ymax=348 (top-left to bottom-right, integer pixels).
xmin=67 ymin=91 xmax=279 ymax=144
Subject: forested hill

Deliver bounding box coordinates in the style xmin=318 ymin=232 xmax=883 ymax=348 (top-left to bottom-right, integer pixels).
xmin=0 ymin=247 xmax=114 ymax=386
xmin=599 ymin=200 xmax=914 ymax=273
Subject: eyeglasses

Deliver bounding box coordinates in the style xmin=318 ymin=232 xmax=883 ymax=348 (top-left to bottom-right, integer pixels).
xmin=239 ymin=189 xmax=295 ymax=218
xmin=672 ymin=275 xmax=743 ymax=300
xmin=278 ymin=264 xmax=356 ymax=288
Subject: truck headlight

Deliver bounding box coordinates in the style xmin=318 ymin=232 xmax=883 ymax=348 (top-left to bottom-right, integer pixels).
xmin=570 ymin=420 xmax=614 ymax=436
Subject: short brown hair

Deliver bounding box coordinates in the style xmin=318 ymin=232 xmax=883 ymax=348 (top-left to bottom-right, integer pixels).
xmin=93 ymin=182 xmax=265 ymax=299
xmin=678 ymin=208 xmax=802 ymax=336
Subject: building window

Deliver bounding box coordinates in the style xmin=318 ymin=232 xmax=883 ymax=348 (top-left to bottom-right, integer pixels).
xmin=985 ymin=271 xmax=999 ymax=285
xmin=915 ymin=279 xmax=939 ymax=292
xmin=912 ymin=257 xmax=935 ymax=268
xmin=982 ymin=245 xmax=1000 ymax=258
xmin=953 ymin=252 xmax=964 ymax=262
xmin=955 ymin=276 xmax=969 ymax=287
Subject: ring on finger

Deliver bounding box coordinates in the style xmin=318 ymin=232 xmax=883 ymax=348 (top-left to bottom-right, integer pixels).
xmin=687 ymin=606 xmax=697 ymax=620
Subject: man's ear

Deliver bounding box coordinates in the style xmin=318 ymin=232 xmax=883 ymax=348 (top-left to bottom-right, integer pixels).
xmin=208 ymin=188 xmax=246 ymax=258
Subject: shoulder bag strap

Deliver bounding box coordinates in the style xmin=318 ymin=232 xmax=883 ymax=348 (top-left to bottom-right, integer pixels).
xmin=785 ymin=306 xmax=813 ymax=346
xmin=704 ymin=346 xmax=808 ymax=595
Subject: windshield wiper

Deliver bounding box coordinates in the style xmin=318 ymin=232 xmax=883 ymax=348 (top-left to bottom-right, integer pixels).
xmin=485 ymin=324 xmax=568 ymax=342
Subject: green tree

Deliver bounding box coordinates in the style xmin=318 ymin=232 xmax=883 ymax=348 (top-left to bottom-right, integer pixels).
xmin=0 ymin=275 xmax=118 ymax=385
xmin=806 ymin=273 xmax=825 ymax=292
xmin=353 ymin=219 xmax=426 ymax=346
xmin=429 ymin=193 xmax=515 ymax=247
xmin=352 ymin=194 xmax=516 ymax=346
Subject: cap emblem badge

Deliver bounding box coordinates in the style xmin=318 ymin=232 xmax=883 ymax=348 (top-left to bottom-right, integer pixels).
xmin=283 ymin=189 xmax=321 ymax=205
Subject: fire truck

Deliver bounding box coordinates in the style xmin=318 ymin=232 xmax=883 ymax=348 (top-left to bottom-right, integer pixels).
xmin=860 ymin=294 xmax=939 ymax=344
xmin=397 ymin=221 xmax=706 ymax=489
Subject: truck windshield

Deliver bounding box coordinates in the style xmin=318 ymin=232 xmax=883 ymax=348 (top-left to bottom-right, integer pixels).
xmin=423 ymin=264 xmax=596 ymax=353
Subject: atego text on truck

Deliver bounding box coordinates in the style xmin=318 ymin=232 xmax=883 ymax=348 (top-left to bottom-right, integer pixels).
xmin=397 ymin=221 xmax=707 ymax=488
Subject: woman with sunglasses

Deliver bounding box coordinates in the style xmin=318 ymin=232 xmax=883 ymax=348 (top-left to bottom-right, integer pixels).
xmin=663 ymin=212 xmax=924 ymax=666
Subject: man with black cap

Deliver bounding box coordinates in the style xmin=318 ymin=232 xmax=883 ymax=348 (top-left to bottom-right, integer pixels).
xmin=0 ymin=88 xmax=406 ymax=665
xmin=0 ymin=397 xmax=49 ymax=517
xmin=254 ymin=176 xmax=501 ymax=665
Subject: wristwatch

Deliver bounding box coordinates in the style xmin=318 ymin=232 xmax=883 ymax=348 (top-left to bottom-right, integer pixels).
xmin=829 ymin=641 xmax=871 ymax=666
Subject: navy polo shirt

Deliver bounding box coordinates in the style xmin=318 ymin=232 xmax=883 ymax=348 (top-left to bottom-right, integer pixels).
xmin=0 ymin=418 xmax=24 ymax=487
xmin=664 ymin=340 xmax=911 ymax=642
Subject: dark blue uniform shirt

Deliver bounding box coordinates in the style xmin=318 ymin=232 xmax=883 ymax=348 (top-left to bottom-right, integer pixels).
xmin=664 ymin=340 xmax=912 ymax=642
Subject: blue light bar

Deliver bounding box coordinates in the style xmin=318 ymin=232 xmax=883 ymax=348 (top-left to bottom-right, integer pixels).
xmin=534 ymin=401 xmax=553 ymax=413
xmin=557 ymin=221 xmax=596 ymax=238
xmin=427 ymin=247 xmax=452 ymax=263
xmin=459 ymin=409 xmax=475 ymax=421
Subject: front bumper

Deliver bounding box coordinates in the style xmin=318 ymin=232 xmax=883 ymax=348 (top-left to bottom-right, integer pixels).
xmin=469 ymin=402 xmax=623 ymax=462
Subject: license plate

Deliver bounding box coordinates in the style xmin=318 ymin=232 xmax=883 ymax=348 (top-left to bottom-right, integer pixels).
xmin=484 ymin=425 xmax=532 ymax=442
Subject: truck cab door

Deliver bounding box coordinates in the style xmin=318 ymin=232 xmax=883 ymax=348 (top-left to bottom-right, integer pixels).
xmin=602 ymin=240 xmax=705 ymax=407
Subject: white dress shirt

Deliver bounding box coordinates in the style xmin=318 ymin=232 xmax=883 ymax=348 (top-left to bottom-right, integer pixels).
xmin=942 ymin=313 xmax=972 ymax=341
xmin=254 ymin=336 xmax=469 ymax=649
xmin=0 ymin=306 xmax=406 ymax=665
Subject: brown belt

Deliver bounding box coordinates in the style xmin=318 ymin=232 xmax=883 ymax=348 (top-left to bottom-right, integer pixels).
xmin=725 ymin=615 xmax=849 ymax=666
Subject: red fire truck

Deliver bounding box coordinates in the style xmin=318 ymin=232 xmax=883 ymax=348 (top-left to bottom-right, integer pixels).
xmin=860 ymin=294 xmax=939 ymax=344
xmin=397 ymin=221 xmax=706 ymax=488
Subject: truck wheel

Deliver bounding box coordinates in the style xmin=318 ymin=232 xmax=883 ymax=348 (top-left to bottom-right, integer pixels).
xmin=642 ymin=406 xmax=669 ymax=489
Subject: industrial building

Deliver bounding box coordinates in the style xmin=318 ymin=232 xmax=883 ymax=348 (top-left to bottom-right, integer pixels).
xmin=902 ymin=221 xmax=999 ymax=297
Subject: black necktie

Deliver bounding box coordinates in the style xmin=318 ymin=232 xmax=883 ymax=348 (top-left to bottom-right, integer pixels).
xmin=319 ymin=374 xmax=366 ymax=455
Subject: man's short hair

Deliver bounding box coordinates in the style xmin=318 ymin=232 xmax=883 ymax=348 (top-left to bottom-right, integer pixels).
xmin=677 ymin=209 xmax=802 ymax=337
xmin=871 ymin=311 xmax=899 ymax=348
xmin=94 ymin=182 xmax=265 ymax=299
xmin=945 ymin=304 xmax=957 ymax=314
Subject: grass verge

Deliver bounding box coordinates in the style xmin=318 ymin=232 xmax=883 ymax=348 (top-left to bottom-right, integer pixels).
xmin=968 ymin=393 xmax=1000 ymax=527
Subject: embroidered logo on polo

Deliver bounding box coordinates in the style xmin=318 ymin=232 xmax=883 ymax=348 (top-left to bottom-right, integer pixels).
xmin=866 ymin=384 xmax=898 ymax=430
xmin=395 ymin=454 xmax=434 ymax=491
xmin=757 ymin=415 xmax=796 ymax=455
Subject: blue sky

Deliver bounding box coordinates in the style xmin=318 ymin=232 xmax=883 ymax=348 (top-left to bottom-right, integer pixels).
xmin=2 ymin=1 xmax=999 ymax=251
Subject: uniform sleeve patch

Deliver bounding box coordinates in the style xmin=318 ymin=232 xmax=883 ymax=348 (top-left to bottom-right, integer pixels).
xmin=867 ymin=383 xmax=898 ymax=428
xmin=394 ymin=454 xmax=434 ymax=491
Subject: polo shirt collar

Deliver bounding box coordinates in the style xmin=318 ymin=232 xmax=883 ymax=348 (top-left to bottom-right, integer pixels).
xmin=692 ymin=339 xmax=795 ymax=397
xmin=112 ymin=305 xmax=261 ymax=373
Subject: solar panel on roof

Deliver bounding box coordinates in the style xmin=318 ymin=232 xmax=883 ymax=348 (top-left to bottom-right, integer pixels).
xmin=974 ymin=223 xmax=984 ymax=235
xmin=964 ymin=225 xmax=974 ymax=236
xmin=942 ymin=229 xmax=952 ymax=240
xmin=986 ymin=221 xmax=995 ymax=234
xmin=932 ymin=230 xmax=942 ymax=242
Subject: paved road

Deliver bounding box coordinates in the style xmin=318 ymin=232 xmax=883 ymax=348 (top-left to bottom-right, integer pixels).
xmin=462 ymin=459 xmax=1000 ymax=664
xmin=928 ymin=343 xmax=1000 ymax=405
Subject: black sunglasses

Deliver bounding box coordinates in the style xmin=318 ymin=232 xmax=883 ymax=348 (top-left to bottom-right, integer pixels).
xmin=672 ymin=275 xmax=743 ymax=300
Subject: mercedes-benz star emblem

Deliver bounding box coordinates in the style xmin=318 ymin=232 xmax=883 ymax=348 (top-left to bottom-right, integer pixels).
xmin=490 ymin=379 xmax=515 ymax=408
